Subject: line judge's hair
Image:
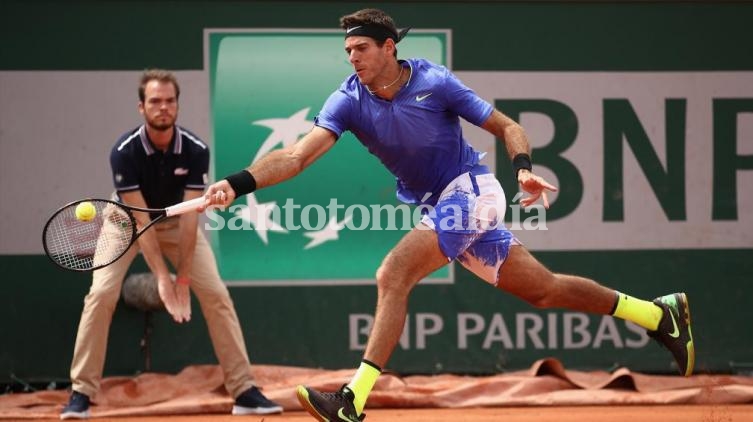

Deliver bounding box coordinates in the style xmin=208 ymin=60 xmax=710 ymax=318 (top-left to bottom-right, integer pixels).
xmin=138 ymin=69 xmax=181 ymax=102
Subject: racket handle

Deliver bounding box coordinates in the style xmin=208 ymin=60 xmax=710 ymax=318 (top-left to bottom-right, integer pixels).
xmin=165 ymin=197 xmax=206 ymax=217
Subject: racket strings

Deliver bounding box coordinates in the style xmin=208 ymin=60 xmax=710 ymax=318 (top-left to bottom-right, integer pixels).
xmin=44 ymin=201 xmax=135 ymax=270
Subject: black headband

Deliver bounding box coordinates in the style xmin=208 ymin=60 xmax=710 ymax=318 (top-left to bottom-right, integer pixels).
xmin=345 ymin=24 xmax=411 ymax=43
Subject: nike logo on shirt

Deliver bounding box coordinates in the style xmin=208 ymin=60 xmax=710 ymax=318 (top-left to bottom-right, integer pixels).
xmin=416 ymin=93 xmax=433 ymax=102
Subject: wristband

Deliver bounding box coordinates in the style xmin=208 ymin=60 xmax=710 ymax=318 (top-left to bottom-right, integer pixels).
xmin=224 ymin=170 xmax=257 ymax=197
xmin=175 ymin=276 xmax=191 ymax=286
xmin=512 ymin=153 xmax=532 ymax=178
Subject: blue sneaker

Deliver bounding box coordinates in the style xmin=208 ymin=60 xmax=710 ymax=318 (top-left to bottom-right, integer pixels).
xmin=232 ymin=386 xmax=283 ymax=415
xmin=60 ymin=391 xmax=90 ymax=420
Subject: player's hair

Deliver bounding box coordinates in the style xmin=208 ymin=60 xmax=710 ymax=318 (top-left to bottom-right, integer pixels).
xmin=340 ymin=8 xmax=399 ymax=55
xmin=138 ymin=69 xmax=181 ymax=102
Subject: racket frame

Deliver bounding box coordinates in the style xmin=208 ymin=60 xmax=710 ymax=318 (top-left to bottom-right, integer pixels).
xmin=42 ymin=197 xmax=205 ymax=272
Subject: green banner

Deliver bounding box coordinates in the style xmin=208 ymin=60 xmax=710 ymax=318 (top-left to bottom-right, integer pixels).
xmin=207 ymin=30 xmax=451 ymax=284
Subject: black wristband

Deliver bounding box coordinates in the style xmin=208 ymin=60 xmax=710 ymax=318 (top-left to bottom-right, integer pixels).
xmin=512 ymin=153 xmax=532 ymax=178
xmin=224 ymin=170 xmax=257 ymax=197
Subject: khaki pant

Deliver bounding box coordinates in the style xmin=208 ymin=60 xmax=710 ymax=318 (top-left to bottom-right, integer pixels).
xmin=69 ymin=219 xmax=255 ymax=399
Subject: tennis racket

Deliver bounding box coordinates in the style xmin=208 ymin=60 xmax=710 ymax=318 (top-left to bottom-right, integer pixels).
xmin=42 ymin=197 xmax=205 ymax=272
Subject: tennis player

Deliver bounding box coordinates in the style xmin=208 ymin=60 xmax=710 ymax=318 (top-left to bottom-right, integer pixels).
xmin=202 ymin=9 xmax=695 ymax=422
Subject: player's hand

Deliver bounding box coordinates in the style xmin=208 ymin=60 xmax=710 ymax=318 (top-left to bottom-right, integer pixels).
xmin=157 ymin=275 xmax=186 ymax=323
xmin=199 ymin=179 xmax=236 ymax=212
xmin=174 ymin=282 xmax=192 ymax=323
xmin=517 ymin=169 xmax=558 ymax=208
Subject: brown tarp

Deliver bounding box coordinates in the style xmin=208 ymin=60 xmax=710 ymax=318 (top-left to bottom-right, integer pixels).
xmin=1 ymin=358 xmax=752 ymax=419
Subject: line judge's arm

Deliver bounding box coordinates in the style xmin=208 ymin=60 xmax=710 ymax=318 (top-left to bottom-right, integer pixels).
xmin=117 ymin=190 xmax=172 ymax=282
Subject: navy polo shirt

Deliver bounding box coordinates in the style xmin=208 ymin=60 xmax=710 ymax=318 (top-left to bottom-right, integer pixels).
xmin=110 ymin=125 xmax=209 ymax=213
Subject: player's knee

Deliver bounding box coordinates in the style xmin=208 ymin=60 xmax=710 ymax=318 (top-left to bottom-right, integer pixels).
xmin=525 ymin=291 xmax=553 ymax=309
xmin=375 ymin=263 xmax=410 ymax=296
xmin=374 ymin=264 xmax=393 ymax=291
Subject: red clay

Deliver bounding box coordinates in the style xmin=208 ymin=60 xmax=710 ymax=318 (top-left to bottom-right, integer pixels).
xmin=13 ymin=405 xmax=753 ymax=422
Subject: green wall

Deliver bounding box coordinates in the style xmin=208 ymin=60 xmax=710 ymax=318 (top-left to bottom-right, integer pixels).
xmin=1 ymin=1 xmax=752 ymax=384
xmin=2 ymin=1 xmax=753 ymax=71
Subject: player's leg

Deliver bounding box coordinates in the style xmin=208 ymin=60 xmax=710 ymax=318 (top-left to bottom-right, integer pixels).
xmin=498 ymin=245 xmax=694 ymax=376
xmin=499 ymin=246 xmax=628 ymax=314
xmin=365 ymin=226 xmax=449 ymax=366
xmin=457 ymin=174 xmax=693 ymax=376
xmin=297 ymin=224 xmax=449 ymax=421
xmin=298 ymin=171 xmax=496 ymax=421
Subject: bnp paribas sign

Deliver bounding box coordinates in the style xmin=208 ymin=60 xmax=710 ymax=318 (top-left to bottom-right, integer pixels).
xmin=205 ymin=29 xmax=452 ymax=285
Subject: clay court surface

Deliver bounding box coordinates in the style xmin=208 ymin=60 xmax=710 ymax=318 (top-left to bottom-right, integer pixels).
xmin=2 ymin=360 xmax=752 ymax=421
xmin=8 ymin=405 xmax=753 ymax=422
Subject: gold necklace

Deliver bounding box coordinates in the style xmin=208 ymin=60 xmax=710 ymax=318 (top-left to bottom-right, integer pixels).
xmin=368 ymin=66 xmax=404 ymax=94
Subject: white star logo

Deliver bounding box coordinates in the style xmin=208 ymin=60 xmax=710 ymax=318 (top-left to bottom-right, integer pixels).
xmin=240 ymin=108 xmax=313 ymax=244
xmin=303 ymin=214 xmax=353 ymax=250
xmin=251 ymin=108 xmax=313 ymax=163
xmin=233 ymin=194 xmax=288 ymax=245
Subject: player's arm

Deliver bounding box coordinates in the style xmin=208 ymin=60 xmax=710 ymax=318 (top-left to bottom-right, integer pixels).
xmin=201 ymin=126 xmax=337 ymax=209
xmin=252 ymin=125 xmax=336 ymax=188
xmin=481 ymin=109 xmax=531 ymax=162
xmin=481 ymin=109 xmax=558 ymax=208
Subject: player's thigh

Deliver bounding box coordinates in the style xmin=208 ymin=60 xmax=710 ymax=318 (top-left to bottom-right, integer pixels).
xmin=497 ymin=245 xmax=555 ymax=298
xmin=378 ymin=225 xmax=449 ymax=288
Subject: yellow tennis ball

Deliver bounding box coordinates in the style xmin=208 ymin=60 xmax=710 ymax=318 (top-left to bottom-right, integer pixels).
xmin=75 ymin=201 xmax=97 ymax=222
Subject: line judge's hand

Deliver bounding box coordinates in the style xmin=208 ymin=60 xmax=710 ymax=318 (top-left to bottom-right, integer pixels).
xmin=198 ymin=179 xmax=236 ymax=212
xmin=174 ymin=281 xmax=192 ymax=323
xmin=517 ymin=169 xmax=558 ymax=208
xmin=156 ymin=274 xmax=186 ymax=323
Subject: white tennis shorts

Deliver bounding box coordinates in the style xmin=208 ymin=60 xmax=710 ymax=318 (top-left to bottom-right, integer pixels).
xmin=421 ymin=172 xmax=520 ymax=286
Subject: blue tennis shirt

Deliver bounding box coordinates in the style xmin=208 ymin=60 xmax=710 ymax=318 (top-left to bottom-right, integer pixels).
xmin=314 ymin=58 xmax=494 ymax=206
